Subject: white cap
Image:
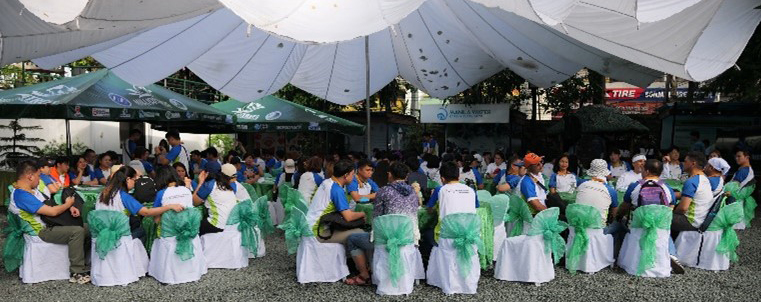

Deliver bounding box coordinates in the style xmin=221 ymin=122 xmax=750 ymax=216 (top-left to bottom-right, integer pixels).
xmin=221 ymin=163 xmax=238 ymax=177
xmin=632 ymin=154 xmax=647 ymax=163
xmin=284 ymin=159 xmax=296 ymax=173
xmin=708 ymin=157 xmax=731 ymax=175
xmin=109 ymin=164 xmax=124 ymax=177
xmin=587 ymin=159 xmax=611 ymax=178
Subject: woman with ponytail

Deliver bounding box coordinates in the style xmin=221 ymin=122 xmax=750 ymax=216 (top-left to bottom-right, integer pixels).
xmin=193 ymin=164 xmax=241 ymax=235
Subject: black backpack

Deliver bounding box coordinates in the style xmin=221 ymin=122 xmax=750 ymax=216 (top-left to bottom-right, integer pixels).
xmin=40 ymin=187 xmax=84 ymax=227
xmin=132 ymin=175 xmax=156 ymax=205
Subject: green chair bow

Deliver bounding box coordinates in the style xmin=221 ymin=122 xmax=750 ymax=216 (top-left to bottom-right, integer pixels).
xmin=228 ymin=199 xmax=262 ymax=256
xmin=630 ymin=205 xmax=672 ymax=276
xmin=255 ymin=196 xmax=275 ymax=235
xmin=477 ymin=203 xmax=494 ymax=269
xmin=438 ymin=213 xmax=484 ymax=278
xmin=725 ymin=181 xmax=756 ymax=226
xmin=427 ymin=180 xmax=439 ymax=190
xmin=161 ymin=207 xmax=202 ymax=261
xmin=142 ymin=216 xmax=158 ymax=253
xmin=277 ymin=208 xmax=313 ymax=254
xmin=505 ymin=193 xmax=533 ymax=237
xmin=707 ymin=201 xmax=744 ymax=262
xmin=3 ymin=213 xmax=36 ymax=272
xmin=87 ymin=210 xmax=131 ymax=260
xmin=565 ymin=204 xmax=604 ymax=273
xmin=528 ymin=207 xmax=568 ymax=265
xmin=285 ymin=187 xmax=304 ymax=221
xmin=243 ymin=183 xmax=261 ymax=201
xmin=558 ymin=192 xmax=577 ymax=204
xmin=373 ymin=214 xmax=415 ymax=287
xmin=477 ymin=190 xmax=493 ymax=205
xmin=490 ymin=194 xmax=510 ymax=225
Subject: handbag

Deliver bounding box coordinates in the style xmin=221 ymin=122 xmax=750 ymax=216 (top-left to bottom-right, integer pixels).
xmin=40 ymin=188 xmax=84 ymax=227
xmin=317 ymin=211 xmax=367 ymax=240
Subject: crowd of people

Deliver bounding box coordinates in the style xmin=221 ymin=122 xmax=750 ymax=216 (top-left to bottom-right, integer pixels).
xmin=6 ymin=127 xmax=756 ymax=289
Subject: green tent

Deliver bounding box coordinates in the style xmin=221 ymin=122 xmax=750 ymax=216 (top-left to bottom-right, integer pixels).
xmin=0 ymin=69 xmax=232 ymax=126
xmin=212 ymin=96 xmax=365 ymax=135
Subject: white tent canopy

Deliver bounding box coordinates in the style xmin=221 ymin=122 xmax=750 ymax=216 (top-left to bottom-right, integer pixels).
xmin=4 ymin=0 xmax=760 ymax=105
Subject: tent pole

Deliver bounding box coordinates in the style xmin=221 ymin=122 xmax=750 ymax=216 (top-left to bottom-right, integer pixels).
xmin=65 ymin=119 xmax=72 ymax=156
xmin=365 ymin=35 xmax=371 ymax=154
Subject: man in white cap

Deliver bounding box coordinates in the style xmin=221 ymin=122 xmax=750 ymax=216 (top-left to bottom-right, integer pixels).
xmin=705 ymin=157 xmax=730 ymax=196
xmin=615 ymin=154 xmax=646 ymax=193
xmin=575 ymin=159 xmax=619 ymax=224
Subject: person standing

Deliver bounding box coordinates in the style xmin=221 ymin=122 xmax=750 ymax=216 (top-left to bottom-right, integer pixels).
xmin=122 ymin=129 xmax=141 ymax=165
xmin=157 ymin=131 xmax=189 ymax=169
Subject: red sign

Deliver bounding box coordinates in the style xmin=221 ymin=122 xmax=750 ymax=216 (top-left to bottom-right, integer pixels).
xmin=605 ymin=88 xmax=646 ymax=99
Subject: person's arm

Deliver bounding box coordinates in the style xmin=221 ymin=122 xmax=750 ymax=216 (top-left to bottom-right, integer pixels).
xmin=138 ymin=204 xmax=184 ymax=217
xmin=193 ymin=171 xmax=210 ymax=206
xmin=36 ymin=196 xmax=75 ymax=216
xmin=331 ymin=184 xmax=364 ymax=222
xmin=675 ymin=197 xmax=691 ymax=214
xmin=675 ymin=177 xmax=698 ymax=214
xmin=70 ymin=170 xmax=83 ymax=186
xmin=161 ymin=145 xmax=181 ymax=166
xmin=521 ymin=177 xmax=546 ymax=212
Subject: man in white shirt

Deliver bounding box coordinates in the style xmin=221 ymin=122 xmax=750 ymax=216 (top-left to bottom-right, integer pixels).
xmin=425 ymin=161 xmax=478 ymax=242
xmin=672 ymin=152 xmax=714 ymax=233
xmin=616 ymin=154 xmax=646 ymax=193
xmin=519 ymin=153 xmax=554 ymax=214
xmin=576 ymin=159 xmax=619 ymax=223
xmin=486 ymin=152 xmax=507 ymax=178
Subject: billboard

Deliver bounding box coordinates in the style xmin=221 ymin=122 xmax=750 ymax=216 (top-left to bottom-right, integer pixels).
xmin=605 ymin=88 xmax=714 ymax=114
xmin=421 ymin=103 xmax=510 ymax=123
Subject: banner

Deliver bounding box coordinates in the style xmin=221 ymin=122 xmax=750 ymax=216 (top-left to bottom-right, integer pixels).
xmin=605 ymin=88 xmax=715 ymax=114
xmin=421 ymin=104 xmax=509 ymax=123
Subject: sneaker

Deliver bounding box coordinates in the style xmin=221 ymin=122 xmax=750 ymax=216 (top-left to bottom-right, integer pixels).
xmin=669 ymin=255 xmax=685 ymax=274
xmin=69 ymin=273 xmax=91 ymax=284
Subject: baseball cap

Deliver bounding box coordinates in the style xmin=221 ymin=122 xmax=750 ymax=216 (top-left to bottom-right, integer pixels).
xmin=284 ymin=159 xmax=296 ymax=173
xmin=708 ymin=157 xmax=730 ymax=175
xmin=221 ymin=163 xmax=238 ymax=177
xmin=523 ymin=153 xmax=543 ymax=166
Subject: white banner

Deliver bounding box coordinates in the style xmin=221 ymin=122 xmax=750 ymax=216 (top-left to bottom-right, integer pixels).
xmin=421 ymin=103 xmax=510 ymax=123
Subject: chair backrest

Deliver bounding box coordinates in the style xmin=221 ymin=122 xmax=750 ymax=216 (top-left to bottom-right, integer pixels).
xmin=87 ymin=210 xmax=131 ymax=260
xmin=373 ymin=214 xmax=415 ymax=286
xmin=706 ymin=202 xmax=744 ymax=262
xmin=477 ymin=190 xmax=492 ymax=204
xmin=489 ymin=194 xmax=510 ymax=224
xmin=227 ymin=199 xmax=261 ymax=255
xmin=278 ymin=207 xmax=313 ymax=255
xmin=3 ymin=213 xmax=36 ymax=272
xmin=628 ymin=204 xmax=672 ymax=276
xmin=439 ymin=212 xmax=483 ymax=278
xmin=255 ymin=195 xmax=275 ymax=235
xmin=505 ymin=193 xmax=533 ymax=236
xmin=160 ymin=208 xmax=202 ymax=261
xmin=565 ymin=203 xmax=604 ymax=230
xmin=527 ymin=208 xmax=568 ymax=265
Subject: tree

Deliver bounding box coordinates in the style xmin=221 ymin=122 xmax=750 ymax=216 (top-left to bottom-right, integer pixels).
xmin=540 ymin=71 xmax=599 ymax=115
xmin=0 ymin=120 xmax=45 ymax=167
xmin=275 ymin=84 xmax=345 ymax=112
xmin=447 ymin=69 xmax=528 ymax=105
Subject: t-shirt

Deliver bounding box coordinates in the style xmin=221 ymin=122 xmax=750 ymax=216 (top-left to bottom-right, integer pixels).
xmin=615 ymin=170 xmax=642 ymax=192
xmin=624 ymin=179 xmax=677 ymax=207
xmin=254 ymin=158 xmax=266 ymax=174
xmin=708 ymin=176 xmax=724 ymax=196
xmin=733 ymin=166 xmax=755 ymax=188
xmin=232 ymin=181 xmax=252 ymax=202
xmin=661 ymin=162 xmax=683 ymax=180
xmin=426 ymin=183 xmax=478 ymax=240
xmin=95 ymin=190 xmax=145 ymax=215
xmin=299 ymin=172 xmax=325 ymax=203
xmin=575 ymin=180 xmax=619 ymax=222
xmin=92 ymin=168 xmax=110 ymax=182
xmin=520 ymin=173 xmax=548 ymax=211
xmin=680 ymin=174 xmax=714 ymax=228
xmin=497 ymin=172 xmax=521 ymax=190
xmin=166 ymin=144 xmax=190 ymax=169
xmin=154 ymin=186 xmax=194 ymax=208
xmin=608 ymin=162 xmax=632 ymax=178
xmin=141 ymin=160 xmax=154 ymax=173
xmin=549 ymin=173 xmax=579 ymax=193
xmin=205 ymin=160 xmax=222 ymax=175
xmin=236 ymin=166 xmax=248 ymax=183
xmin=68 ymin=171 xmax=93 ymax=183
xmin=458 ymin=168 xmax=483 ymax=186
xmin=192 ymin=158 xmax=208 ymax=176
xmin=346 ymin=176 xmax=379 ymax=196
xmin=196 ymin=179 xmax=239 ymax=229
xmin=406 ymin=171 xmax=428 ymax=194
xmin=305 ymin=178 xmax=351 ymax=236
xmin=10 ymin=189 xmax=47 ymax=234
xmin=486 ymin=162 xmax=507 ymax=176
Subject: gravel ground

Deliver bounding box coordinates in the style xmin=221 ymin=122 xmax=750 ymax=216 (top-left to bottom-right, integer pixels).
xmin=1 ymin=210 xmax=760 ymax=302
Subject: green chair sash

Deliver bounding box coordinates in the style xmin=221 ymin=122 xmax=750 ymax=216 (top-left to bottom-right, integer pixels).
xmin=87 ymin=210 xmax=131 ymax=260
xmin=707 ymin=201 xmax=744 ymax=262
xmin=505 ymin=193 xmax=533 ymax=237
xmin=630 ymin=205 xmax=672 ymax=276
xmin=3 ymin=213 xmax=36 ymax=272
xmin=489 ymin=194 xmax=510 ymax=224
xmin=565 ymin=203 xmax=604 ymax=273
xmin=438 ymin=213 xmax=484 ymax=278
xmin=373 ymin=214 xmax=415 ymax=287
xmin=277 ymin=208 xmax=313 ymax=254
xmin=160 ymin=207 xmax=202 ymax=261
xmin=527 ymin=207 xmax=568 ymax=265
xmin=725 ymin=182 xmax=756 ymax=226
xmin=227 ymin=199 xmax=262 ymax=256
xmin=255 ymin=195 xmax=275 ymax=235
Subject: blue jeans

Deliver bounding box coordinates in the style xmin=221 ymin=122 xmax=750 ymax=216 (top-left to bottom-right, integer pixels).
xmin=346 ymin=233 xmax=374 ymax=257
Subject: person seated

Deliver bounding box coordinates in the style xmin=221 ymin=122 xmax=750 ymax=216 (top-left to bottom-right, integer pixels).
xmin=304 ymin=159 xmax=366 ymax=243
xmin=274 ymin=159 xmax=297 ymax=191
xmin=615 ymin=154 xmax=646 ymax=193
xmin=520 ymin=153 xmax=559 ymax=214
xmin=203 ymin=147 xmax=222 ymax=175
xmin=344 ymin=162 xmax=420 ymax=285
xmin=193 ymin=165 xmax=241 ymax=235
xmin=575 ymin=159 xmax=619 ymax=232
xmin=251 ymin=150 xmax=267 ymax=174
xmin=97 ymin=166 xmax=184 ymax=239
xmin=660 ymin=146 xmax=683 ymax=180
xmin=132 ymin=146 xmax=154 ymax=178
xmin=459 ymin=155 xmax=484 ymax=190
xmin=347 ymin=159 xmax=379 ymax=205
xmin=36 ymin=157 xmax=61 ymax=195
xmin=152 ymin=166 xmax=195 ymax=222
xmin=423 ymin=161 xmax=479 ymax=247
xmin=298 ymin=156 xmax=325 ymax=203
xmin=496 ymin=156 xmax=525 ymax=193
xmin=705 ymin=157 xmax=730 ymax=196
xmin=732 ymin=150 xmax=755 ymax=188
xmin=10 ymin=160 xmax=90 ymax=284
xmin=486 ymin=152 xmax=507 ymax=179
xmin=92 ymin=153 xmax=114 ymax=185
xmin=404 ymin=157 xmax=428 ymax=199
xmin=608 ymin=149 xmax=632 ymax=179
xmin=425 ymin=155 xmax=442 ymax=188
xmin=69 ymin=155 xmax=99 ymax=186
xmin=549 ymin=154 xmax=582 ymax=194
xmin=173 ymin=162 xmax=197 ymax=191
xmin=242 ymin=153 xmax=264 ymax=184
xmin=49 ymin=156 xmax=71 ymax=189
xmin=672 ymin=152 xmax=713 ymax=233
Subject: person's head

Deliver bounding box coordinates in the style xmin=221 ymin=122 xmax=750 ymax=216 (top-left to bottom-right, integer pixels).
xmin=705 ymin=157 xmax=730 ymax=177
xmin=554 ymin=154 xmax=570 ymax=173
xmin=221 ymin=163 xmax=238 ymax=185
xmin=683 ymin=151 xmax=707 ymax=173
xmin=690 ymin=131 xmax=700 ymax=142
xmin=105 ymin=150 xmax=120 ymax=165
xmin=172 ymin=162 xmax=189 ymax=179
xmin=69 ymin=155 xmax=88 ymax=173
xmin=494 ymin=152 xmax=505 ymax=165
xmin=356 ymin=159 xmax=374 ymax=180
xmin=165 ymin=130 xmax=181 ymax=146
xmin=523 ymin=153 xmax=543 ymax=174
xmin=97 ymin=153 xmax=112 ymax=169
xmin=155 ymin=165 xmax=182 ymax=191
xmin=190 ymin=150 xmax=202 ymax=162
xmin=439 ymin=161 xmax=460 ymax=183
xmin=709 ymin=149 xmax=721 ymax=159
xmin=388 ymin=162 xmax=410 ymax=182
xmin=467 ymin=155 xmax=479 ymax=168
xmin=229 ymin=156 xmax=242 ymax=170
xmin=332 ymin=159 xmax=356 ymax=185
xmin=643 ymin=159 xmax=663 ymax=178
xmin=632 ymin=154 xmax=647 ymax=174
xmin=36 ymin=157 xmax=54 ymax=175
xmin=507 ymin=156 xmax=524 ymax=175
xmin=84 ymin=149 xmax=97 ymax=165
xmin=422 ymin=132 xmax=431 ymax=140
xmin=284 ymin=159 xmax=296 ymax=174
xmin=735 ymin=150 xmax=751 ymax=166
xmin=323 ymin=160 xmax=335 ymax=178
xmin=243 ymin=153 xmax=255 ymax=166
xmin=129 ymin=129 xmax=141 ymax=141
xmin=55 ymin=156 xmax=70 ymax=174
xmin=306 ymin=156 xmax=323 ymax=173
xmin=405 ymin=156 xmax=420 ymax=172
xmin=587 ymin=159 xmax=610 ymax=179
xmin=133 ymin=146 xmax=149 ymax=160
xmin=609 ymin=149 xmax=621 ymax=163
xmin=426 ymin=156 xmax=440 ymax=170
xmin=100 ymin=166 xmax=138 ymax=205
xmin=16 ymin=160 xmax=41 ymax=188
xmin=667 ymin=146 xmax=680 ymax=162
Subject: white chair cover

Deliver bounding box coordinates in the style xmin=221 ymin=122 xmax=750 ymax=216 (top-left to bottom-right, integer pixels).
xmin=201 ymin=224 xmax=249 ymax=269
xmin=372 ymin=245 xmax=425 ymax=295
xmin=295 ymin=237 xmax=349 ymax=283
xmin=269 ymin=201 xmax=285 ymax=226
xmin=675 ymin=231 xmax=730 ymax=271
xmin=494 ymin=235 xmax=555 ymax=284
xmin=426 ymin=238 xmax=480 ymax=294
xmin=493 ymin=223 xmax=507 ymax=260
xmin=565 ymin=228 xmax=615 ymax=274
xmin=734 ymin=221 xmax=746 ymax=230
xmin=19 ymin=234 xmax=70 ymax=284
xmin=149 ymin=236 xmax=208 ymax=284
xmin=617 ymin=228 xmax=671 ymax=278
xmin=505 ymin=221 xmax=531 ymax=237
xmin=91 ymin=237 xmax=149 ymax=286
xmin=247 ymin=227 xmax=267 ymax=259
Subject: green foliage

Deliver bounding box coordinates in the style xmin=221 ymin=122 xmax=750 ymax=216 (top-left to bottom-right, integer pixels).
xmin=540 ymin=70 xmax=605 ymax=115
xmin=38 ymin=137 xmax=88 ymax=158
xmin=447 ymin=69 xmax=528 ymax=105
xmin=0 ymin=64 xmax=41 ymax=89
xmin=276 ymin=84 xmax=344 ymax=112
xmin=0 ymin=120 xmax=45 ymax=167
xmin=208 ymin=134 xmax=234 ymax=155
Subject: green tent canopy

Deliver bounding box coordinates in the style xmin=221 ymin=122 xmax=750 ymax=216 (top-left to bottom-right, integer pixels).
xmin=212 ymin=96 xmax=365 ymax=135
xmin=0 ymin=69 xmax=233 ymax=126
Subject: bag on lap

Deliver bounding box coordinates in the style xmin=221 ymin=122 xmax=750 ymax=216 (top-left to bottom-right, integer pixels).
xmin=40 ymin=187 xmax=84 ymax=227
xmin=317 ymin=212 xmax=367 ymax=240
xmin=637 ymin=179 xmax=668 ymax=206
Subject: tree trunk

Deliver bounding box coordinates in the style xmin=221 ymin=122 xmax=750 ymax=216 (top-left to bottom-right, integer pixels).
xmin=531 ymin=86 xmax=538 ymax=122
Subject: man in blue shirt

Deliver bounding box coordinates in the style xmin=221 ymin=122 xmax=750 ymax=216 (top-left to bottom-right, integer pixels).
xmin=122 ymin=129 xmax=141 ymax=165
xmin=157 ymin=131 xmax=189 ymax=169
xmin=203 ymin=147 xmax=222 ymax=175
xmin=347 ymin=159 xmax=379 ymax=203
xmin=190 ymin=150 xmax=206 ymax=178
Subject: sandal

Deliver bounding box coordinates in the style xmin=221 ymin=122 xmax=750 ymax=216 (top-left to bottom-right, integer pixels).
xmin=344 ymin=274 xmax=371 ymax=285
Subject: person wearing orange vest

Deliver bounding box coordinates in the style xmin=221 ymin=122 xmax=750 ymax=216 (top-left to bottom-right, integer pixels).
xmin=49 ymin=156 xmax=71 ymax=188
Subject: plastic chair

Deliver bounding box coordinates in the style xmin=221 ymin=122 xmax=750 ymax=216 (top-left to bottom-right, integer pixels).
xmin=617 ymin=205 xmax=672 ymax=277
xmin=149 ymin=208 xmax=208 ymax=284
xmin=564 ymin=204 xmax=614 ymax=274
xmin=3 ymin=213 xmax=70 ymax=284
xmin=201 ymin=201 xmax=251 ymax=269
xmin=489 ymin=194 xmax=510 ymax=260
xmin=477 ymin=190 xmax=493 ymax=205
xmin=675 ymin=202 xmax=744 ymax=271
xmin=279 ymin=208 xmax=349 ymax=283
xmin=505 ymin=193 xmax=533 ymax=237
xmin=88 ymin=210 xmax=149 ymax=286
xmin=427 ymin=213 xmax=483 ymax=295
xmin=494 ymin=207 xmax=567 ymax=284
xmin=725 ymin=182 xmax=756 ymax=229
xmin=371 ymin=215 xmax=426 ymax=295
